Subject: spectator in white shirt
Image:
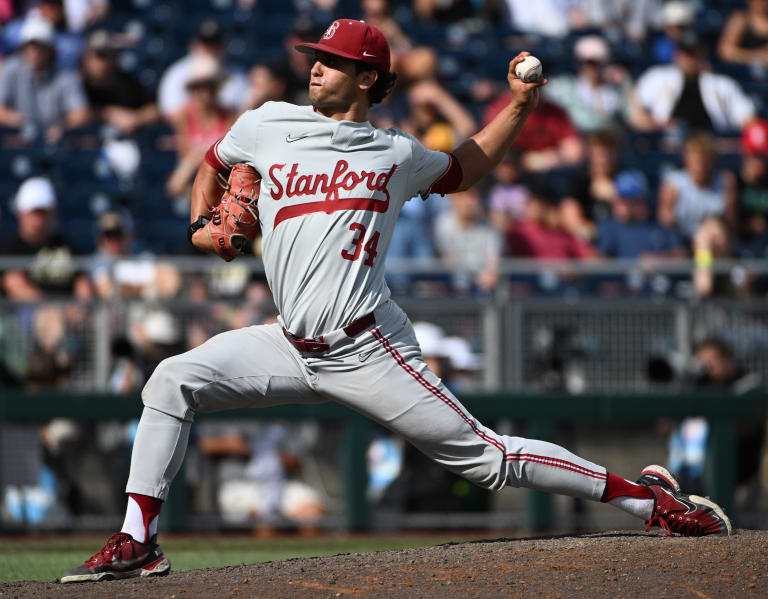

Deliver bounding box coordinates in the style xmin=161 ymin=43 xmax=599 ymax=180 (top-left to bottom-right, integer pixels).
xmin=544 ymin=35 xmax=631 ymax=133
xmin=157 ymin=19 xmax=248 ymax=120
xmin=657 ymin=133 xmax=737 ymax=240
xmin=0 ymin=15 xmax=89 ymax=142
xmin=434 ymin=189 xmax=502 ymax=293
xmin=504 ymin=0 xmax=663 ymax=40
xmin=503 ymin=0 xmax=578 ymax=38
xmin=579 ymin=0 xmax=665 ymax=43
xmin=633 ymin=31 xmax=756 ymax=133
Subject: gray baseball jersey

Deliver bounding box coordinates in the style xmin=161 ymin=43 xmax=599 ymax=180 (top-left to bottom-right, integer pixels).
xmin=213 ymin=101 xmax=451 ymax=338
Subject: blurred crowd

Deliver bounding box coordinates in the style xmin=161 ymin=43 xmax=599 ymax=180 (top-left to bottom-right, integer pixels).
xmin=0 ymin=1 xmax=765 ymax=296
xmin=1 ymin=0 xmax=768 ymax=387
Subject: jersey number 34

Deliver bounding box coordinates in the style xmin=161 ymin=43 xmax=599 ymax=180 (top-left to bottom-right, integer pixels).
xmin=341 ymin=222 xmax=380 ymax=267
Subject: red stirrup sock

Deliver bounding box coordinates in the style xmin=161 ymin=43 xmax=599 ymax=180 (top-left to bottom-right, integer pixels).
xmin=601 ymin=473 xmax=654 ymax=502
xmin=600 ymin=473 xmax=655 ymax=521
xmin=121 ymin=493 xmax=163 ymax=544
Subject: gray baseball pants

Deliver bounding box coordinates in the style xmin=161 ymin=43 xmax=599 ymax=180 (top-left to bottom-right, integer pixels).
xmin=126 ymin=300 xmax=608 ymax=502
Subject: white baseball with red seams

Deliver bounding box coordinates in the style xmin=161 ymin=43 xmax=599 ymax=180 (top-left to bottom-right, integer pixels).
xmin=515 ymin=56 xmax=542 ymax=82
xmin=126 ymin=100 xmax=609 ymax=506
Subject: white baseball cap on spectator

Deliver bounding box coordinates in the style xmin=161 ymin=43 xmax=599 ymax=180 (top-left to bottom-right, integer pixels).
xmin=662 ymin=1 xmax=695 ymax=27
xmin=19 ymin=15 xmax=55 ymax=47
xmin=15 ymin=177 xmax=57 ymax=212
xmin=443 ymin=336 xmax=482 ymax=372
xmin=574 ymin=36 xmax=610 ymax=63
xmin=143 ymin=311 xmax=180 ymax=345
xmin=186 ymin=54 xmax=223 ymax=88
xmin=412 ymin=321 xmax=449 ymax=358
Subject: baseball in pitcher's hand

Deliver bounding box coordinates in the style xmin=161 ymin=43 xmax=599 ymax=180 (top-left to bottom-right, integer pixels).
xmin=507 ymin=52 xmax=546 ymax=112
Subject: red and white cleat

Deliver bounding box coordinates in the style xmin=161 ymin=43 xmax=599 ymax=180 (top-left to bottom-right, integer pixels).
xmin=637 ymin=464 xmax=733 ymax=537
xmin=636 ymin=465 xmax=681 ymax=493
xmin=59 ymin=532 xmax=171 ymax=583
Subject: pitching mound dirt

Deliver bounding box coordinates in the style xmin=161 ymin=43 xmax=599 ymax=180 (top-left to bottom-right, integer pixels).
xmin=3 ymin=530 xmax=766 ymax=598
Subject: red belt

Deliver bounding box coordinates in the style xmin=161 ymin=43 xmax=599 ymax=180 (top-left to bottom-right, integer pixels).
xmin=282 ymin=312 xmax=376 ymax=353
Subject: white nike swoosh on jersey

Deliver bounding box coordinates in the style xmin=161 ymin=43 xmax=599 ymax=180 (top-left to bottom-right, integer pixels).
xmin=286 ymin=134 xmax=310 ymax=143
xmin=362 ymin=51 xmax=376 ymax=57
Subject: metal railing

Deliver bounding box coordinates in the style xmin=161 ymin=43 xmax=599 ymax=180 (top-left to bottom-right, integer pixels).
xmin=2 ymin=284 xmax=768 ymax=393
xmin=4 ymin=255 xmax=768 ymax=275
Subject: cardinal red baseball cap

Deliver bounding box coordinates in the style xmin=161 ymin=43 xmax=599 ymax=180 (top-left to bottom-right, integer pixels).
xmin=295 ymin=19 xmax=390 ymax=73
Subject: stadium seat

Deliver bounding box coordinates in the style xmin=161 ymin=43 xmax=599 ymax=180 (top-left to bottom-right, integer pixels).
xmin=145 ymin=218 xmax=188 ymax=253
xmin=62 ymin=218 xmax=99 ymax=253
xmin=53 ymin=151 xmax=117 ymax=185
xmin=0 ymin=148 xmax=55 ymax=183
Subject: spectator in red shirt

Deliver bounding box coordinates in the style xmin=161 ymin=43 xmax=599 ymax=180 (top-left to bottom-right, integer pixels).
xmin=166 ymin=54 xmax=235 ymax=198
xmin=483 ymin=95 xmax=584 ymax=172
xmin=506 ymin=187 xmax=596 ymax=259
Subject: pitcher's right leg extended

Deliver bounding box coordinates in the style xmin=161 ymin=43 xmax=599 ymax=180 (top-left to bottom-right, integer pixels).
xmin=61 ymin=323 xmax=322 ymax=583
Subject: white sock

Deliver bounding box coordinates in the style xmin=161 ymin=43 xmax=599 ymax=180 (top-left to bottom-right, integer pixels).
xmin=148 ymin=513 xmax=159 ymax=540
xmin=609 ymin=496 xmax=655 ymax=521
xmin=120 ymin=496 xmax=157 ymax=543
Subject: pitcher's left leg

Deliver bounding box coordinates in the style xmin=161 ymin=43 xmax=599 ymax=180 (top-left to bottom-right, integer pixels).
xmin=318 ymin=326 xmax=732 ymax=535
xmin=319 ymin=327 xmax=607 ymax=501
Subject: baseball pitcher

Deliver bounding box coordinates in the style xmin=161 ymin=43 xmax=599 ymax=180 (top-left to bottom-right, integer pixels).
xmin=61 ymin=19 xmax=731 ymax=584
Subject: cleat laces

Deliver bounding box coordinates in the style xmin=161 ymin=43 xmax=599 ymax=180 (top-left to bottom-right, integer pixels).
xmin=647 ymin=509 xmax=702 ymax=537
xmin=84 ymin=533 xmax=131 ymax=567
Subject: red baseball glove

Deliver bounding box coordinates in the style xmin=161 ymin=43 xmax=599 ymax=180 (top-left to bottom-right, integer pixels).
xmin=206 ymin=163 xmax=261 ymax=261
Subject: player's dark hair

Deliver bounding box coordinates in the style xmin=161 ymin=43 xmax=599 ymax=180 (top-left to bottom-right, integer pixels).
xmin=355 ymin=62 xmax=397 ymax=105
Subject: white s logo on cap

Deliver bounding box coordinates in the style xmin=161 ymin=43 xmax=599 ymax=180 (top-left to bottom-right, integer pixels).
xmin=323 ymin=21 xmax=339 ymax=40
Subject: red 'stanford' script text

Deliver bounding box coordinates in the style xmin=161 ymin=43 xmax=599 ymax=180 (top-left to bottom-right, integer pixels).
xmin=269 ymin=160 xmax=398 ymax=203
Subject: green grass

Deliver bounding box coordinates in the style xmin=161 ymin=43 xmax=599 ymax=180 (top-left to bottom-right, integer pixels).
xmin=0 ymin=534 xmax=482 ymax=583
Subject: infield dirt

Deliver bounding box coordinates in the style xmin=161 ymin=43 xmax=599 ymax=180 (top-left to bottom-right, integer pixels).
xmin=2 ymin=529 xmax=766 ymax=598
